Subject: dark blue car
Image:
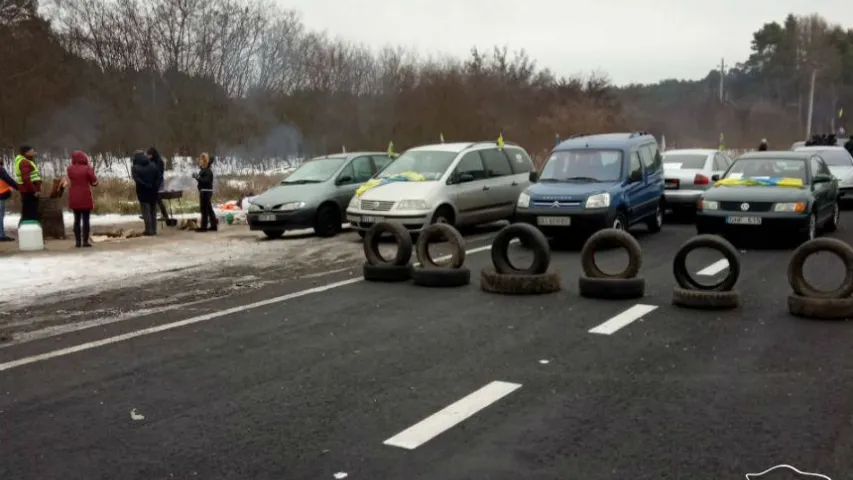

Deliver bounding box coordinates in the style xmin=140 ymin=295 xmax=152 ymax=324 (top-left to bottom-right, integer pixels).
xmin=514 ymin=132 xmax=665 ymax=236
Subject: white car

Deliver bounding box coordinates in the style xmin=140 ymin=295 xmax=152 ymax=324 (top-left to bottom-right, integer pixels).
xmin=794 ymin=146 xmax=853 ymax=200
xmin=662 ymin=148 xmax=733 ymax=214
xmin=346 ymin=141 xmax=537 ymax=234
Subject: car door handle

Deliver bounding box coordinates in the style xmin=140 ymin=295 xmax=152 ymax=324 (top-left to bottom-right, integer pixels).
xmin=482 ymin=185 xmax=490 ymax=191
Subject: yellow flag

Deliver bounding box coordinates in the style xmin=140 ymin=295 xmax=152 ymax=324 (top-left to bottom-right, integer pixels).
xmin=839 ymin=107 xmax=844 ymax=119
xmin=387 ymin=141 xmax=395 ymax=157
xmin=718 ymin=133 xmax=725 ymax=151
xmin=497 ymin=132 xmax=504 ymax=149
xmin=440 ymin=133 xmax=445 ymax=143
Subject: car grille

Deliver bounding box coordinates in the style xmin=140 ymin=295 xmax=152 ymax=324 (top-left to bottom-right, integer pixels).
xmin=719 ymin=201 xmax=773 ymax=212
xmin=359 ymin=200 xmax=396 ymax=211
xmin=531 ymin=200 xmax=583 ymax=209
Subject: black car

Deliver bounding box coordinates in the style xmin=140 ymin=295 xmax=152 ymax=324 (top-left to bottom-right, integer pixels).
xmin=695 ymin=151 xmax=840 ymax=244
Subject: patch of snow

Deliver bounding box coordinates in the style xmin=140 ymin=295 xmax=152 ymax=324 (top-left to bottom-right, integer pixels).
xmin=4 ymin=210 xmax=246 ymax=231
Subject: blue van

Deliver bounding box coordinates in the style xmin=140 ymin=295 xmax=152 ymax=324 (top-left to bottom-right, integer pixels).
xmin=514 ymin=132 xmax=665 ymax=236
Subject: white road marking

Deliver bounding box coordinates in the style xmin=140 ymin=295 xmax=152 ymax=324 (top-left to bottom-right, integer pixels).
xmin=697 ymin=259 xmax=729 ymax=276
xmin=0 ymin=243 xmax=495 ymax=373
xmin=588 ymin=304 xmax=659 ymax=335
xmin=383 ymin=381 xmax=522 ymax=450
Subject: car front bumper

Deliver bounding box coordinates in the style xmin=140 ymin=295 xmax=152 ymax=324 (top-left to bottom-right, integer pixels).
xmin=346 ymin=208 xmax=432 ymax=232
xmin=247 ymin=207 xmax=317 ymax=231
xmin=513 ymin=207 xmax=615 ymax=235
xmin=695 ymin=210 xmax=811 ymax=236
xmin=664 ymin=189 xmax=703 ymax=208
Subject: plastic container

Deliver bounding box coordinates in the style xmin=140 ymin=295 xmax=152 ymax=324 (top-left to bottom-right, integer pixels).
xmin=18 ymin=220 xmax=44 ymax=252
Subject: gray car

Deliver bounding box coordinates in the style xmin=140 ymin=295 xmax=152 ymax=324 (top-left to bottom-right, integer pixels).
xmin=247 ymin=152 xmax=392 ymax=238
xmin=662 ymin=148 xmax=733 ymax=214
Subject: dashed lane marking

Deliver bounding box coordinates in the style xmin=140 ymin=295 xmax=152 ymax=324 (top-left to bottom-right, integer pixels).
xmin=0 ymin=244 xmax=496 ymax=373
xmin=383 ymin=381 xmax=522 ymax=450
xmin=588 ymin=304 xmax=659 ymax=335
xmin=697 ymin=259 xmax=729 ymax=276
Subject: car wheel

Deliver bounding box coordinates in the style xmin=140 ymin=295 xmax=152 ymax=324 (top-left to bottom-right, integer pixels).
xmin=646 ymin=203 xmax=663 ymax=233
xmin=263 ymin=229 xmax=284 ymax=239
xmin=313 ymin=204 xmax=341 ymax=238
xmin=611 ymin=213 xmax=627 ymax=231
xmin=798 ymin=213 xmax=818 ymax=244
xmin=825 ymin=203 xmax=840 ymax=233
xmin=431 ymin=206 xmax=455 ymax=226
xmin=357 ymin=231 xmax=366 ymax=239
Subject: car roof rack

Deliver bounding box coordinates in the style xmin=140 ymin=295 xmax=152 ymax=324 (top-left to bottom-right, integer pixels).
xmin=629 ymin=131 xmax=651 ymax=138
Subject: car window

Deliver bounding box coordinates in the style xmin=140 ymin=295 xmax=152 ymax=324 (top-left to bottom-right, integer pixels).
xmin=648 ymin=143 xmax=663 ymax=169
xmin=725 ymin=158 xmax=807 ymax=182
xmin=663 ymin=153 xmax=706 ymax=169
xmin=371 ymin=155 xmax=393 ymax=172
xmin=713 ymin=154 xmax=727 ymax=171
xmin=480 ymin=148 xmax=513 ymax=177
xmin=506 ymin=148 xmax=534 ymax=174
xmin=351 ymin=156 xmax=374 ymax=182
xmin=630 ymin=151 xmax=643 ymax=178
xmin=798 ymin=149 xmax=853 ymax=167
xmin=540 ymin=149 xmax=623 ymax=182
xmin=810 ymin=156 xmax=831 ymax=177
xmin=454 ymin=151 xmax=487 ymax=180
xmin=638 ymin=145 xmax=655 ymax=170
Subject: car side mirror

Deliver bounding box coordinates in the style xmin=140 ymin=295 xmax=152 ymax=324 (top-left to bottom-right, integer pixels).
xmin=629 ymin=170 xmax=643 ymax=183
xmin=813 ymin=175 xmax=831 ymax=184
xmin=458 ymin=173 xmax=474 ymax=183
xmin=711 ymin=174 xmax=720 ymax=181
xmin=529 ymin=171 xmax=539 ymax=183
xmin=336 ymin=175 xmax=352 ymax=185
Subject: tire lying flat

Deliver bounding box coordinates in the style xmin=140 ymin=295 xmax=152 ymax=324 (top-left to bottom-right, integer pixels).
xmin=788 ymin=294 xmax=853 ymax=320
xmin=412 ymin=266 xmax=471 ymax=287
xmin=364 ymin=221 xmax=413 ymax=266
xmin=363 ymin=262 xmax=412 ymax=282
xmin=787 ymin=237 xmax=853 ymax=299
xmin=671 ymin=286 xmax=740 ymax=310
xmin=479 ymin=266 xmax=561 ymax=295
xmin=580 ymin=228 xmax=643 ymax=279
xmin=578 ymin=276 xmax=645 ymax=299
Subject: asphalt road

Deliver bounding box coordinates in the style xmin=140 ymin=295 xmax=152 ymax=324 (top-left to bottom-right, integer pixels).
xmin=3 ymin=215 xmax=853 ymax=480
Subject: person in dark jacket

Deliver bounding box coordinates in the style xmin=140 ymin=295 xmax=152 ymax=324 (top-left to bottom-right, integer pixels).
xmin=67 ymin=150 xmax=99 ymax=247
xmin=845 ymin=137 xmax=853 ymax=156
xmin=0 ymin=158 xmax=19 ymax=241
xmin=146 ymin=147 xmax=170 ymax=220
xmin=131 ymin=150 xmax=161 ymax=236
xmin=758 ymin=139 xmax=768 ymax=151
xmin=192 ymin=152 xmax=218 ymax=232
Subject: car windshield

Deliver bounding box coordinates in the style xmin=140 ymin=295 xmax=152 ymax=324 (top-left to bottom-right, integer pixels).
xmin=281 ymin=157 xmax=346 ymax=184
xmin=724 ymin=158 xmax=808 ymax=182
xmin=662 ymin=153 xmax=707 ymax=169
xmin=797 ymin=149 xmax=853 ymax=167
xmin=539 ymin=149 xmax=623 ymax=182
xmin=377 ymin=150 xmax=457 ymax=180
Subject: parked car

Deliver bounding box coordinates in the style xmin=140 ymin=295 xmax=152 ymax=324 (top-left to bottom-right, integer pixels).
xmin=662 ymin=148 xmax=733 ymax=215
xmin=346 ymin=141 xmax=536 ymax=234
xmin=513 ymin=132 xmax=665 ymax=236
xmin=696 ymin=151 xmax=839 ymax=244
xmin=794 ymin=145 xmax=853 ymax=201
xmin=247 ymin=152 xmax=393 ymax=238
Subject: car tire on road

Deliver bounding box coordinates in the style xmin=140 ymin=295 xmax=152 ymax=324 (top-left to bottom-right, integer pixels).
xmin=263 ymin=229 xmax=284 ymax=239
xmin=796 ymin=213 xmax=818 ymax=245
xmin=364 ymin=221 xmax=413 ymax=266
xmin=646 ymin=201 xmax=663 ymax=233
xmin=479 ymin=267 xmax=561 ymax=295
xmin=412 ymin=266 xmax=471 ymax=287
xmin=673 ymin=234 xmax=740 ymax=291
xmin=787 ymin=294 xmax=853 ymax=319
xmin=578 ymin=276 xmax=645 ymax=299
xmin=314 ymin=204 xmax=341 ymax=238
xmin=490 ymin=223 xmax=550 ymax=275
xmin=672 ymin=286 xmax=740 ymax=310
xmin=787 ymin=237 xmax=853 ymax=299
xmin=824 ymin=202 xmax=840 ymax=233
xmin=362 ymin=262 xmax=412 ymax=282
xmin=580 ymin=228 xmax=643 ymax=279
xmin=416 ymin=223 xmax=466 ymax=269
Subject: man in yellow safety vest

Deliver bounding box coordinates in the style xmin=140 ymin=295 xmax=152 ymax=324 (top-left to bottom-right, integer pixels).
xmin=14 ymin=145 xmax=42 ymax=222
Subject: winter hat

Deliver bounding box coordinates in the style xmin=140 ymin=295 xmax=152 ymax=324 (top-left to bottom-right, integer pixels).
xmin=71 ymin=150 xmax=88 ymax=164
xmin=19 ymin=145 xmax=33 ymax=155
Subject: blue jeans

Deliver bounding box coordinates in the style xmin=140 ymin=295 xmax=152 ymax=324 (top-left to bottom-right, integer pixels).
xmin=0 ymin=197 xmax=6 ymax=238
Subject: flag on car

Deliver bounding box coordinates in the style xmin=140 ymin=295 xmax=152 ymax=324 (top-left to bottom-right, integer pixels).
xmin=718 ymin=133 xmax=725 ymax=151
xmin=387 ymin=141 xmax=396 ymax=158
xmin=661 ymin=135 xmax=666 ymax=151
xmin=497 ymin=131 xmax=505 ymax=149
xmin=839 ymin=106 xmax=844 ymax=119
xmin=555 ymin=133 xmax=561 ymax=146
xmin=440 ymin=133 xmax=445 ymax=143
xmin=342 ymin=145 xmax=346 ymax=153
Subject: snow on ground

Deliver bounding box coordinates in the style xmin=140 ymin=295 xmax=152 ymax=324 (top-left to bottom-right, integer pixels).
xmin=3 ymin=210 xmax=246 ymax=231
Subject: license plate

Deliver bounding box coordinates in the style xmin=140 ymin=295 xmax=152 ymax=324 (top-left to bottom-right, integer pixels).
xmin=726 ymin=216 xmax=762 ymax=225
xmin=258 ymin=214 xmax=276 ymax=222
xmin=537 ymin=216 xmax=571 ymax=226
xmin=361 ymin=216 xmax=384 ymax=223
xmin=665 ymin=182 xmax=679 ymax=190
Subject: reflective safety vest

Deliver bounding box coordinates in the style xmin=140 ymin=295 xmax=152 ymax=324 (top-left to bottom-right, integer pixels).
xmin=14 ymin=155 xmax=41 ymax=184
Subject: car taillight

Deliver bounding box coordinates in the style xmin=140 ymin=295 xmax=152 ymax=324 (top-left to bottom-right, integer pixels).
xmin=694 ymin=173 xmax=710 ymax=185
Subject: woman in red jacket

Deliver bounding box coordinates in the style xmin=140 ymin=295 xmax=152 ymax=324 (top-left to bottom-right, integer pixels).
xmin=67 ymin=150 xmax=99 ymax=247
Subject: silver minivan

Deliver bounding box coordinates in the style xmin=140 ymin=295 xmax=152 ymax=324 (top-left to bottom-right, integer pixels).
xmin=346 ymin=142 xmax=536 ymax=234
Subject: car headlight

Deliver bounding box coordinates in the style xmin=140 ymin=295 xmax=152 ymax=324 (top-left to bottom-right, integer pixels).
xmin=276 ymin=201 xmax=305 ymax=211
xmin=396 ymin=199 xmax=428 ymax=210
xmin=517 ymin=192 xmax=530 ymax=208
xmin=248 ymin=203 xmax=261 ymax=212
xmin=348 ymin=197 xmax=360 ymax=209
xmin=699 ymin=200 xmax=719 ymax=210
xmin=773 ymin=202 xmax=806 ymax=213
xmin=585 ymin=193 xmax=610 ymax=209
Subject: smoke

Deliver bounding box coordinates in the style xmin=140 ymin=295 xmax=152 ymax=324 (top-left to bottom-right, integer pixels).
xmin=220 ymin=123 xmax=304 ymax=163
xmin=30 ymin=97 xmax=101 ymax=154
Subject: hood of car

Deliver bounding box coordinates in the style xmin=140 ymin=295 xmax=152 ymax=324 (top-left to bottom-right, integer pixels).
xmin=251 ymin=183 xmax=327 ymax=207
xmin=357 ymin=180 xmax=438 ymax=201
xmin=702 ymin=185 xmax=812 ymax=202
xmin=526 ymin=181 xmax=620 ymax=200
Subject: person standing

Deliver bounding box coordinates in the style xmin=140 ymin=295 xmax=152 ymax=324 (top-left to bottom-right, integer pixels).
xmin=0 ymin=157 xmax=19 ymax=241
xmin=192 ymin=152 xmax=218 ymax=232
xmin=14 ymin=145 xmax=41 ymax=223
xmin=757 ymin=139 xmax=768 ymax=151
xmin=146 ymin=147 xmax=170 ymax=220
xmin=131 ymin=150 xmax=161 ymax=236
xmin=67 ymin=150 xmax=99 ymax=247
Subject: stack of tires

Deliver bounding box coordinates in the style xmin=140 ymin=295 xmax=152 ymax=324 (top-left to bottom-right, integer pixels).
xmin=410 ymin=224 xmax=471 ymax=287
xmin=671 ymin=235 xmax=741 ymax=309
xmin=787 ymin=238 xmax=853 ymax=319
xmin=480 ymin=224 xmax=561 ymax=295
xmin=362 ymin=222 xmax=413 ymax=282
xmin=578 ymin=229 xmax=645 ymax=299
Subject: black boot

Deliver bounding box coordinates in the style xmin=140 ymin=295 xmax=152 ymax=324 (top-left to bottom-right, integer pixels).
xmin=82 ymin=225 xmax=91 ymax=247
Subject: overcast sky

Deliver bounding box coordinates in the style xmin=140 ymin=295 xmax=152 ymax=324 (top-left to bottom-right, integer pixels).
xmin=280 ymin=0 xmax=846 ymax=85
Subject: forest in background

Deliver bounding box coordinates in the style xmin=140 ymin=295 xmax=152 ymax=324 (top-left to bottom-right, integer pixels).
xmin=2 ymin=0 xmax=853 ymax=162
